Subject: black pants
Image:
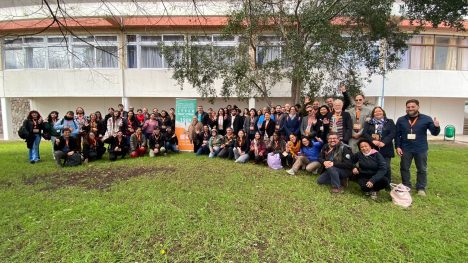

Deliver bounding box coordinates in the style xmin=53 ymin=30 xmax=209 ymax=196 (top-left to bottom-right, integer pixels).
xmin=358 ymin=176 xmax=389 ymax=193
xmin=281 ymin=153 xmax=294 ymax=168
xmin=109 ymin=150 xmax=126 ymax=161
xmin=249 ymin=151 xmax=265 ymax=164
xmin=218 ymin=147 xmax=234 ymax=159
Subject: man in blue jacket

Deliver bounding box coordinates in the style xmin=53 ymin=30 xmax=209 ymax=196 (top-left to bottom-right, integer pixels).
xmin=395 ymin=99 xmax=440 ymax=196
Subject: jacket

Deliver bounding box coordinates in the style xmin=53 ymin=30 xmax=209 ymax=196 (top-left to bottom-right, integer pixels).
xmin=54 ymin=136 xmax=79 ymax=152
xmin=227 ymin=115 xmax=244 ymax=135
xmin=326 ymin=111 xmax=353 ymax=144
xmin=54 ymin=118 xmax=79 ymax=137
xmin=362 ymin=118 xmax=396 ymax=158
xmin=352 ymin=151 xmax=387 ymax=183
xmin=235 ymin=137 xmax=250 ymax=153
xmin=395 ymin=113 xmax=440 ymax=153
xmin=286 ymin=140 xmax=301 ymax=158
xmin=249 ymin=139 xmax=267 ymax=156
xmin=209 ymin=135 xmax=225 ymax=148
xmin=268 ymin=139 xmax=286 ymax=154
xmin=319 ymin=142 xmax=353 ymax=175
xmin=260 ymin=119 xmax=276 ymax=138
xmin=243 ymin=116 xmax=259 ymax=134
xmin=148 ymin=134 xmax=166 ymax=150
xmin=108 ymin=136 xmax=129 ymax=153
xmin=299 ymin=141 xmax=323 ymax=162
xmin=283 ymin=114 xmax=301 ymax=138
xmin=129 ymin=133 xmax=147 ymax=152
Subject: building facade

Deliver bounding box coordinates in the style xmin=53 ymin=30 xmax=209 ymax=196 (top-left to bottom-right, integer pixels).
xmin=1 ymin=0 xmax=467 ymax=139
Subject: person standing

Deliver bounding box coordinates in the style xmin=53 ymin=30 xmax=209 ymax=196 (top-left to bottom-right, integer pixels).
xmin=395 ymin=99 xmax=440 ymax=196
xmin=347 ymin=94 xmax=371 ymax=153
xmin=22 ymin=110 xmax=44 ymax=164
xmin=327 ymin=99 xmax=352 ymax=145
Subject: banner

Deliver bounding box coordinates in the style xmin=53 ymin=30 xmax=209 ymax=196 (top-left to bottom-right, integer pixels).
xmin=175 ymin=98 xmax=197 ymax=151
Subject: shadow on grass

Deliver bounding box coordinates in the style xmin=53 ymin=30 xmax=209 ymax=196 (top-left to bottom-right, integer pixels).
xmin=23 ymin=166 xmax=176 ymax=191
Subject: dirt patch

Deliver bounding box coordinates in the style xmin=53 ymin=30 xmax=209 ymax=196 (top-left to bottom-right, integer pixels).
xmin=24 ymin=166 xmax=176 ymax=191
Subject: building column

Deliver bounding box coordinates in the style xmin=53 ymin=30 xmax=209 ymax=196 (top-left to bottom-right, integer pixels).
xmin=121 ymin=97 xmax=129 ymax=110
xmin=1 ymin=97 xmax=12 ymax=140
xmin=248 ymin=98 xmax=256 ymax=110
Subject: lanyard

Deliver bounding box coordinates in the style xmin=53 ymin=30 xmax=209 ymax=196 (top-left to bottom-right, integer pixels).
xmin=356 ymin=110 xmax=361 ymax=121
xmin=408 ymin=117 xmax=418 ymax=133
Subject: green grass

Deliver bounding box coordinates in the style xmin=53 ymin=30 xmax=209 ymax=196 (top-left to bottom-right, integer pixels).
xmin=0 ymin=141 xmax=467 ymax=262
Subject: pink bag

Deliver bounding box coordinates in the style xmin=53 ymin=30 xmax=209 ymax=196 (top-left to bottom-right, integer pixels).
xmin=390 ymin=183 xmax=412 ymax=208
xmin=267 ymin=153 xmax=283 ymax=170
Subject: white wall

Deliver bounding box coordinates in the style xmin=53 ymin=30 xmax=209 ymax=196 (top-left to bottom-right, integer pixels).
xmin=2 ymin=70 xmax=122 ymax=97
xmin=364 ymin=70 xmax=468 ymax=98
xmin=31 ymin=97 xmax=122 ymax=117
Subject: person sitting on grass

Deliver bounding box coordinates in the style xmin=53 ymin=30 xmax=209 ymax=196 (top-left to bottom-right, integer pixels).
xmin=108 ymin=131 xmax=129 ymax=161
xmin=234 ymin=130 xmax=250 ymax=163
xmin=54 ymin=128 xmax=79 ymax=167
xmin=249 ymin=131 xmax=267 ymax=164
xmin=218 ymin=127 xmax=236 ymax=159
xmin=164 ymin=127 xmax=180 ymax=154
xmin=286 ymin=135 xmax=323 ymax=175
xmin=267 ymin=132 xmax=286 ymax=154
xmin=82 ymin=132 xmax=106 ymax=163
xmin=282 ymin=134 xmax=301 ymax=168
xmin=148 ymin=127 xmax=166 ymax=157
xmin=196 ymin=125 xmax=211 ymax=156
xmin=208 ymin=129 xmax=225 ymax=158
xmin=352 ymin=139 xmax=389 ymax=200
xmin=317 ymin=132 xmax=353 ymax=194
xmin=129 ymin=127 xmax=147 ymax=158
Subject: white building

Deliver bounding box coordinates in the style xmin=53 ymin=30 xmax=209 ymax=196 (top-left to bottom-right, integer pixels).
xmin=0 ymin=0 xmax=467 ymax=139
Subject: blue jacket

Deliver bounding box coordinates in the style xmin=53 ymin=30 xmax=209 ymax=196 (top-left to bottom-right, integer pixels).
xmin=395 ymin=113 xmax=440 ymax=153
xmin=284 ymin=114 xmax=301 ymax=138
xmin=54 ymin=118 xmax=80 ymax=138
xmin=257 ymin=114 xmax=275 ymax=129
xmin=299 ymin=141 xmax=323 ymax=162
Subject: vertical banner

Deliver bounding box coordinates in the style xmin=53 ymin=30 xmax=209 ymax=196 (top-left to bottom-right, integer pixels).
xmin=175 ymin=98 xmax=197 ymax=151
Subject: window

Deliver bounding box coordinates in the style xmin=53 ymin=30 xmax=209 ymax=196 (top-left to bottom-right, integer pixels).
xmin=256 ymin=36 xmax=284 ymax=66
xmin=2 ymin=35 xmax=119 ymax=70
xmin=401 ymin=35 xmax=467 ymax=71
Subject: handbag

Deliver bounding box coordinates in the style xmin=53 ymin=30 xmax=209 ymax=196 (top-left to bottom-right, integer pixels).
xmin=65 ymin=152 xmax=82 ymax=167
xmin=267 ymin=152 xmax=283 ymax=170
xmin=390 ymin=183 xmax=412 ymax=208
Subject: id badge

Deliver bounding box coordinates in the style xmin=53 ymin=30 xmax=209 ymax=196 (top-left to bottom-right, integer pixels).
xmin=250 ymin=126 xmax=254 ymax=131
xmin=371 ymin=134 xmax=380 ymax=141
xmin=275 ymin=125 xmax=280 ymax=130
xmin=320 ymin=126 xmax=324 ymax=131
xmin=407 ymin=134 xmax=416 ymax=140
xmin=353 ymin=123 xmax=361 ymax=130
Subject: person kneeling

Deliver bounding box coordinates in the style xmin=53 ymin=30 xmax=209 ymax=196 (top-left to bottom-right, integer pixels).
xmin=249 ymin=131 xmax=267 ymax=164
xmin=208 ymin=129 xmax=224 ymax=158
xmin=130 ymin=127 xmax=147 ymax=158
xmin=54 ymin=128 xmax=81 ymax=167
xmin=165 ymin=127 xmax=180 ymax=153
xmin=108 ymin=131 xmax=129 ymax=161
xmin=317 ymin=133 xmax=353 ymax=193
xmin=287 ymin=136 xmax=323 ymax=175
xmin=352 ymin=139 xmax=389 ymax=200
xmin=82 ymin=132 xmax=106 ymax=163
xmin=148 ymin=128 xmax=166 ymax=157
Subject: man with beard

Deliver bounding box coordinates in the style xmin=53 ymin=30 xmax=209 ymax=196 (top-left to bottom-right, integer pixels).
xmin=395 ymin=99 xmax=440 ymax=196
xmin=317 ymin=133 xmax=353 ymax=193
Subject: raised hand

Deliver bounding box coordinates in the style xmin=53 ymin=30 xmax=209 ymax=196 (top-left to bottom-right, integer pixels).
xmin=433 ymin=117 xmax=440 ymax=127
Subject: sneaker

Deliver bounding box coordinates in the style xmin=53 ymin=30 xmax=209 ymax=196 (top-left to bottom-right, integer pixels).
xmin=330 ymin=187 xmax=344 ymax=194
xmin=370 ymin=191 xmax=378 ymax=200
xmin=83 ymin=159 xmax=89 ymax=164
xmin=417 ymin=190 xmax=427 ymax=196
xmin=286 ymin=169 xmax=295 ymax=175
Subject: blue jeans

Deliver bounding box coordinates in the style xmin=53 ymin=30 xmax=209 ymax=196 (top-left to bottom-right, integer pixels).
xmin=165 ymin=142 xmax=180 ymax=153
xmin=29 ymin=134 xmax=41 ymax=162
xmin=196 ymin=145 xmax=209 ymax=155
xmin=209 ymin=146 xmax=221 ymax=158
xmin=317 ymin=167 xmax=349 ymax=188
xmin=400 ymin=151 xmax=428 ymax=190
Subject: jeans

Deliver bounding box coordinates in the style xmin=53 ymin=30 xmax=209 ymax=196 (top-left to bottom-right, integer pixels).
xmin=400 ymin=151 xmax=428 ymax=190
xmin=29 ymin=134 xmax=41 ymax=162
xmin=233 ymin=148 xmax=249 ymax=163
xmin=165 ymin=142 xmax=180 ymax=153
xmin=317 ymin=167 xmax=349 ymax=188
xmin=208 ymin=146 xmax=221 ymax=158
xmin=196 ymin=145 xmax=209 ymax=155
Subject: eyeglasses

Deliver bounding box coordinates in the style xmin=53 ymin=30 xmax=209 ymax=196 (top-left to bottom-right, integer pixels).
xmin=355 ymin=99 xmax=363 ymax=101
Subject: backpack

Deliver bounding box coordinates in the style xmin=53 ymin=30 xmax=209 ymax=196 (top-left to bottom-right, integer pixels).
xmin=390 ymin=183 xmax=412 ymax=208
xmin=65 ymin=152 xmax=82 ymax=167
xmin=18 ymin=121 xmax=29 ymax=139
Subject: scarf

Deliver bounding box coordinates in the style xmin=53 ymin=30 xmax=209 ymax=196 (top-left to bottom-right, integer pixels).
xmin=370 ymin=118 xmax=386 ymax=135
xmin=363 ymin=149 xmax=378 ymax=157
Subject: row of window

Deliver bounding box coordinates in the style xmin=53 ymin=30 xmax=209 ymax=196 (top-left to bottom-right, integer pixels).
xmin=3 ymin=34 xmax=468 ymax=71
xmin=398 ymin=36 xmax=468 ymax=70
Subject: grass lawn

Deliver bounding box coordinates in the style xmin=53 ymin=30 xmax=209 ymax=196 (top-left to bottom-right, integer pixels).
xmin=0 ymin=141 xmax=467 ymax=262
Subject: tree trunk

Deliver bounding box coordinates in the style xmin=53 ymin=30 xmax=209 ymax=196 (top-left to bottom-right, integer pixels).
xmin=291 ymin=76 xmax=303 ymax=105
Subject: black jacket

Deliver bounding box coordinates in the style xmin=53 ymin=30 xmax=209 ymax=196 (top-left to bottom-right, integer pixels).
xmin=195 ymin=111 xmax=210 ymax=126
xmin=326 ymin=111 xmax=353 ymax=144
xmin=54 ymin=136 xmax=79 ymax=152
xmin=108 ymin=136 xmax=129 ymax=153
xmin=227 ymin=115 xmax=244 ymax=135
xmin=318 ymin=142 xmax=353 ymax=176
xmin=352 ymin=151 xmax=387 ymax=183
xmin=362 ymin=118 xmax=396 ymax=158
xmin=260 ymin=119 xmax=276 ymax=138
xmin=148 ymin=134 xmax=166 ymax=149
xmin=235 ymin=137 xmax=250 ymax=153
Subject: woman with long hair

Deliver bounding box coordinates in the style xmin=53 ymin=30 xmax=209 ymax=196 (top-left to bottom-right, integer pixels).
xmin=22 ymin=110 xmax=44 ymax=164
xmin=44 ymin=111 xmax=60 ymax=159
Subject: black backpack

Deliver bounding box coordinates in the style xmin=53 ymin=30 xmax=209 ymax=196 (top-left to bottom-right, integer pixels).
xmin=18 ymin=121 xmax=29 ymax=139
xmin=65 ymin=152 xmax=82 ymax=167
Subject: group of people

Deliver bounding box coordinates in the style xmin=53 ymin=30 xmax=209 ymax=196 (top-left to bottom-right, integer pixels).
xmin=21 ymin=85 xmax=441 ymax=199
xmin=21 ymin=104 xmax=180 ymax=166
